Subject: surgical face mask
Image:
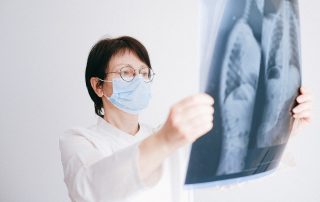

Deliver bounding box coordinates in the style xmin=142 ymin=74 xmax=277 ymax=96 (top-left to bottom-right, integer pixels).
xmin=103 ymin=76 xmax=151 ymax=115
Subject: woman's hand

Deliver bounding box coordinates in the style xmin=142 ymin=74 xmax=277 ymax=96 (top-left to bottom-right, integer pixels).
xmin=138 ymin=93 xmax=214 ymax=183
xmin=157 ymin=93 xmax=214 ymax=153
xmin=291 ymin=87 xmax=313 ymax=133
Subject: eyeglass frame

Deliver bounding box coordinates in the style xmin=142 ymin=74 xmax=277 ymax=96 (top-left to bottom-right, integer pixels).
xmin=100 ymin=65 xmax=156 ymax=83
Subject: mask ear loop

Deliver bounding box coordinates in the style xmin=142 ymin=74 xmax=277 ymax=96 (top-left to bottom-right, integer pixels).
xmin=96 ymin=77 xmax=112 ymax=99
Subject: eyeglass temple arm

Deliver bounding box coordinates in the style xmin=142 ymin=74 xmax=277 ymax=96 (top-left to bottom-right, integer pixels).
xmin=97 ymin=78 xmax=112 ymax=83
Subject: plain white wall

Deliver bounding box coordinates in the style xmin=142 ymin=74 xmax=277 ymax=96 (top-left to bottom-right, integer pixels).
xmin=0 ymin=0 xmax=318 ymax=202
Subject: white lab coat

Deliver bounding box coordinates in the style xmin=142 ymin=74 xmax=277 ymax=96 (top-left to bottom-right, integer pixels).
xmin=59 ymin=116 xmax=193 ymax=202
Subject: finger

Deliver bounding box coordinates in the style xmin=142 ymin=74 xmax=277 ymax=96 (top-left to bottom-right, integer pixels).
xmin=170 ymin=105 xmax=213 ymax=126
xmin=300 ymin=86 xmax=311 ymax=95
xmin=301 ymin=117 xmax=312 ymax=123
xmin=180 ymin=112 xmax=214 ymax=127
xmin=294 ymin=117 xmax=312 ymax=126
xmin=187 ymin=113 xmax=214 ymax=131
xmin=176 ymin=114 xmax=213 ymax=132
xmin=179 ymin=105 xmax=214 ymax=123
xmin=292 ymin=102 xmax=312 ymax=114
xmin=293 ymin=110 xmax=311 ymax=119
xmin=185 ymin=113 xmax=214 ymax=128
xmin=189 ymin=121 xmax=214 ymax=140
xmin=176 ymin=93 xmax=214 ymax=110
xmin=296 ymin=94 xmax=313 ymax=104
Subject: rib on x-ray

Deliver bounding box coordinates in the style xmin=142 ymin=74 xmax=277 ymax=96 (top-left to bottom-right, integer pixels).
xmin=217 ymin=0 xmax=261 ymax=175
xmin=257 ymin=0 xmax=301 ymax=147
xmin=185 ymin=0 xmax=301 ymax=186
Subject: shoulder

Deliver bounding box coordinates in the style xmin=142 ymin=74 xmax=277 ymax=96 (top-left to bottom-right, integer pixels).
xmin=59 ymin=126 xmax=114 ymax=163
xmin=60 ymin=127 xmax=94 ymax=144
xmin=60 ymin=124 xmax=121 ymax=157
xmin=59 ymin=125 xmax=107 ymax=153
xmin=59 ymin=127 xmax=96 ymax=152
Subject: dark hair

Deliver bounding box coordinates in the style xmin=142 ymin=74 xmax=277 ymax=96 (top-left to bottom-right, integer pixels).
xmin=85 ymin=36 xmax=152 ymax=118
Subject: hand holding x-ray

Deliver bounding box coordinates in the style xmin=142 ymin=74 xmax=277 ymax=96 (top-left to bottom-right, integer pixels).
xmin=291 ymin=87 xmax=313 ymax=134
xmin=185 ymin=0 xmax=308 ymax=186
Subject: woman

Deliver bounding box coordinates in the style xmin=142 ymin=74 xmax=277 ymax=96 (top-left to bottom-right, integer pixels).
xmin=59 ymin=36 xmax=313 ymax=202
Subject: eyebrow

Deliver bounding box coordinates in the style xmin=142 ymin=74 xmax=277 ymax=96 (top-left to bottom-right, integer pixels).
xmin=112 ymin=63 xmax=148 ymax=70
xmin=114 ymin=63 xmax=131 ymax=68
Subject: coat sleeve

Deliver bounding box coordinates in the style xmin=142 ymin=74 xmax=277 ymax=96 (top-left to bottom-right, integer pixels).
xmin=59 ymin=133 xmax=163 ymax=202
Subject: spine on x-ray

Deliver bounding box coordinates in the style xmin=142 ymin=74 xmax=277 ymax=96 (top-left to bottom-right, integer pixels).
xmin=217 ymin=0 xmax=261 ymax=175
xmin=257 ymin=0 xmax=301 ymax=147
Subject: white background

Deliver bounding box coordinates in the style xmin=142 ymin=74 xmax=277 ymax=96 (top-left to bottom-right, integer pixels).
xmin=0 ymin=0 xmax=319 ymax=201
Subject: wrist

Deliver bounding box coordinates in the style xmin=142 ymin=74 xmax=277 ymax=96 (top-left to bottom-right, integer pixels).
xmin=153 ymin=129 xmax=176 ymax=156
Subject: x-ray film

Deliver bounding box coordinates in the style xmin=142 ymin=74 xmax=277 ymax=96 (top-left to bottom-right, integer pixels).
xmin=185 ymin=0 xmax=301 ymax=186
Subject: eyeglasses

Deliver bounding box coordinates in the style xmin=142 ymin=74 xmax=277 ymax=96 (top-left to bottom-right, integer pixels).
xmin=104 ymin=65 xmax=155 ymax=83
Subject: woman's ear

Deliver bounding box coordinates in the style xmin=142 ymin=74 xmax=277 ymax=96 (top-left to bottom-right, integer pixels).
xmin=90 ymin=77 xmax=104 ymax=97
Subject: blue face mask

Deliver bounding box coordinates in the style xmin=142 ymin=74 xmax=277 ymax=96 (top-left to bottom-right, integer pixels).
xmin=104 ymin=76 xmax=151 ymax=115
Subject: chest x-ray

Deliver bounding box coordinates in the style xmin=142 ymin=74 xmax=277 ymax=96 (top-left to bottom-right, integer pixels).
xmin=185 ymin=0 xmax=301 ymax=186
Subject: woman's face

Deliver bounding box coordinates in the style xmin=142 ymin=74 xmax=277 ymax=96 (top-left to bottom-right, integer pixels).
xmin=103 ymin=50 xmax=148 ymax=97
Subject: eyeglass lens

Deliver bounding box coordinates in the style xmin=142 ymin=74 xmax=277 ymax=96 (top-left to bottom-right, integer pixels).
xmin=120 ymin=66 xmax=154 ymax=82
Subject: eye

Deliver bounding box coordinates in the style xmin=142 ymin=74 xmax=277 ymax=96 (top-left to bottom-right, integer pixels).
xmin=119 ymin=66 xmax=135 ymax=81
xmin=140 ymin=68 xmax=150 ymax=76
xmin=140 ymin=67 xmax=154 ymax=82
xmin=141 ymin=71 xmax=149 ymax=77
xmin=122 ymin=70 xmax=131 ymax=76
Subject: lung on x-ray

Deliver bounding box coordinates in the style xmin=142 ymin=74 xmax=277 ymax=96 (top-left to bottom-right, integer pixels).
xmin=185 ymin=0 xmax=301 ymax=186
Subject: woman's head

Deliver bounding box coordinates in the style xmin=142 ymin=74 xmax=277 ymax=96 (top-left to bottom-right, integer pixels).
xmin=85 ymin=36 xmax=152 ymax=117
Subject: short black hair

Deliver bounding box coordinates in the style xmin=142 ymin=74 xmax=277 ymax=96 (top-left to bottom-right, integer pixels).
xmin=85 ymin=36 xmax=152 ymax=117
